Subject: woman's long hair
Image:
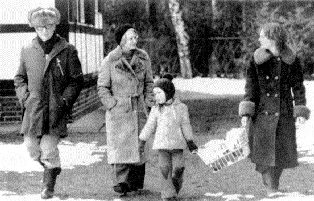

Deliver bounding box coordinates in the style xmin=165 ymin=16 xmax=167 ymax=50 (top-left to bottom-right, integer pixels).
xmin=260 ymin=22 xmax=288 ymax=53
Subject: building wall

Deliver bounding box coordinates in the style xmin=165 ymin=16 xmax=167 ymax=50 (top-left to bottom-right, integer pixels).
xmin=0 ymin=0 xmax=55 ymax=80
xmin=0 ymin=0 xmax=55 ymax=24
xmin=0 ymin=32 xmax=37 ymax=80
xmin=69 ymin=32 xmax=103 ymax=75
xmin=0 ymin=96 xmax=23 ymax=123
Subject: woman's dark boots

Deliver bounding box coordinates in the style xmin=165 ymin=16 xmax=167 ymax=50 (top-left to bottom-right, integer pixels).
xmin=127 ymin=163 xmax=146 ymax=191
xmin=262 ymin=169 xmax=277 ymax=192
xmin=262 ymin=167 xmax=283 ymax=195
xmin=41 ymin=167 xmax=61 ymax=199
xmin=113 ymin=182 xmax=130 ymax=196
xmin=274 ymin=167 xmax=283 ymax=190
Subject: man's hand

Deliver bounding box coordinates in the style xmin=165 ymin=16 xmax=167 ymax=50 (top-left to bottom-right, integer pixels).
xmin=139 ymin=140 xmax=146 ymax=155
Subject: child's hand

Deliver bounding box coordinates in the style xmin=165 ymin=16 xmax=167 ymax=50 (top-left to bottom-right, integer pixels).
xmin=187 ymin=140 xmax=198 ymax=153
xmin=191 ymin=150 xmax=198 ymax=154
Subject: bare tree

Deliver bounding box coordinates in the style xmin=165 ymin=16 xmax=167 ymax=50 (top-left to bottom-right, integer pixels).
xmin=212 ymin=0 xmax=218 ymax=20
xmin=168 ymin=0 xmax=192 ymax=78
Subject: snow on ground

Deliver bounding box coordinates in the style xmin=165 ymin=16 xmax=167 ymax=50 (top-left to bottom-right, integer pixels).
xmin=203 ymin=192 xmax=314 ymax=201
xmin=0 ymin=141 xmax=107 ymax=173
xmin=173 ymin=77 xmax=246 ymax=96
xmin=0 ymin=78 xmax=313 ymax=201
xmin=296 ymin=81 xmax=314 ymax=164
xmin=0 ymin=191 xmax=105 ymax=201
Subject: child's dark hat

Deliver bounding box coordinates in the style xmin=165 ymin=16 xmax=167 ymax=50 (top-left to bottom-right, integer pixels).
xmin=153 ymin=74 xmax=175 ymax=101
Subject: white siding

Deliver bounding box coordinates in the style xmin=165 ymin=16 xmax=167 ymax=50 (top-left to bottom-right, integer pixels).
xmin=69 ymin=32 xmax=104 ymax=75
xmin=0 ymin=0 xmax=104 ymax=78
xmin=0 ymin=0 xmax=55 ymax=24
xmin=0 ymin=32 xmax=36 ymax=79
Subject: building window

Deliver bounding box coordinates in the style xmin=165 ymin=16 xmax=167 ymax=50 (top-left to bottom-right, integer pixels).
xmin=84 ymin=0 xmax=95 ymax=25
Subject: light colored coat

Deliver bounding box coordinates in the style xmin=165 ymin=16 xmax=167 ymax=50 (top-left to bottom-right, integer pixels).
xmin=139 ymin=98 xmax=194 ymax=150
xmin=97 ymin=46 xmax=154 ymax=164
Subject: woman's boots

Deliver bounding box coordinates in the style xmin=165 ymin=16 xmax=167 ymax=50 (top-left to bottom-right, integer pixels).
xmin=262 ymin=167 xmax=283 ymax=195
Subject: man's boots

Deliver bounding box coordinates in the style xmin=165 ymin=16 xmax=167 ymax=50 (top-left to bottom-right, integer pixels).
xmin=41 ymin=167 xmax=61 ymax=199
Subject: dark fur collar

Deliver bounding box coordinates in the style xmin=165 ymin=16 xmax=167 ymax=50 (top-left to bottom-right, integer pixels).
xmin=254 ymin=47 xmax=295 ymax=65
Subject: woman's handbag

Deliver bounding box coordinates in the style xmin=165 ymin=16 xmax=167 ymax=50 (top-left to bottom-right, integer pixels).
xmin=197 ymin=127 xmax=250 ymax=173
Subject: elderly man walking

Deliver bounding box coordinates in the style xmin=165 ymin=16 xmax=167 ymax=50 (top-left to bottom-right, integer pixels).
xmin=14 ymin=7 xmax=83 ymax=199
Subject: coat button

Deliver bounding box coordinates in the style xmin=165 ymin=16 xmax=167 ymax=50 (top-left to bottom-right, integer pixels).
xmin=266 ymin=76 xmax=270 ymax=80
xmin=275 ymin=112 xmax=279 ymax=116
xmin=274 ymin=94 xmax=278 ymax=97
xmin=266 ymin=93 xmax=270 ymax=97
xmin=275 ymin=76 xmax=279 ymax=80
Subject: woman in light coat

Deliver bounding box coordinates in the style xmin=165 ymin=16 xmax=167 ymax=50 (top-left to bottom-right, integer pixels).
xmin=239 ymin=22 xmax=310 ymax=195
xmin=97 ymin=24 xmax=154 ymax=195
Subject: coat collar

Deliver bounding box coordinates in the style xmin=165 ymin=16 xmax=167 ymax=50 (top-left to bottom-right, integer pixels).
xmin=108 ymin=46 xmax=147 ymax=62
xmin=157 ymin=97 xmax=180 ymax=107
xmin=32 ymin=34 xmax=69 ymax=73
xmin=172 ymin=98 xmax=181 ymax=105
xmin=32 ymin=34 xmax=68 ymax=54
xmin=108 ymin=46 xmax=148 ymax=77
xmin=254 ymin=46 xmax=295 ymax=65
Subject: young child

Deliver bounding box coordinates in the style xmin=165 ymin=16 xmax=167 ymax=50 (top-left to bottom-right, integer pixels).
xmin=139 ymin=74 xmax=198 ymax=201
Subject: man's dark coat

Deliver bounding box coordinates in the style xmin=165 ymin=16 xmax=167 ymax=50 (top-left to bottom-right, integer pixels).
xmin=14 ymin=35 xmax=83 ymax=138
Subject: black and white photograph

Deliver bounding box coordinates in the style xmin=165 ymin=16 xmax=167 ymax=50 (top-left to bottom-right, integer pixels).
xmin=0 ymin=0 xmax=313 ymax=200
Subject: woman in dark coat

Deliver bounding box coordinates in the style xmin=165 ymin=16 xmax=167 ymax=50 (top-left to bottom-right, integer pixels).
xmin=239 ymin=22 xmax=310 ymax=195
xmin=14 ymin=7 xmax=83 ymax=199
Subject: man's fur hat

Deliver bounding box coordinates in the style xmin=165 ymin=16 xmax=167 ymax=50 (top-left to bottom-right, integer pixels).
xmin=28 ymin=7 xmax=61 ymax=27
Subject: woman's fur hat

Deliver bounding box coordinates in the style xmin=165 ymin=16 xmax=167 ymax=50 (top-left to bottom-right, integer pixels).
xmin=115 ymin=24 xmax=134 ymax=45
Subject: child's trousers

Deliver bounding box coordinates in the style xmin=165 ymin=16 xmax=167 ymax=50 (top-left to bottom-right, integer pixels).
xmin=158 ymin=149 xmax=185 ymax=199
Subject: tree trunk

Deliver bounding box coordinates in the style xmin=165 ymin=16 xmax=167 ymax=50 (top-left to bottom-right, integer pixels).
xmin=168 ymin=0 xmax=192 ymax=78
xmin=145 ymin=0 xmax=150 ymax=16
xmin=212 ymin=0 xmax=218 ymax=20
